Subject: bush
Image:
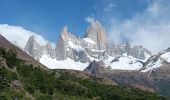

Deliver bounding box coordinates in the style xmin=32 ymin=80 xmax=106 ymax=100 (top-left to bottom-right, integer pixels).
xmin=0 ymin=68 xmax=10 ymax=91
xmin=5 ymin=49 xmax=17 ymax=68
xmin=0 ymin=96 xmax=7 ymax=100
xmin=0 ymin=47 xmax=166 ymax=100
xmin=0 ymin=47 xmax=17 ymax=68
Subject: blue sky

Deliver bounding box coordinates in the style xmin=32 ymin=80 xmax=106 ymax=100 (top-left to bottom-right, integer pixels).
xmin=0 ymin=0 xmax=149 ymax=42
xmin=1 ymin=0 xmax=170 ymax=53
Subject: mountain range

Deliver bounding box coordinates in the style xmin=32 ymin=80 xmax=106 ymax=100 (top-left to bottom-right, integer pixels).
xmin=0 ymin=33 xmax=165 ymax=99
xmin=0 ymin=20 xmax=170 ymax=98
xmin=1 ymin=21 xmax=153 ymax=71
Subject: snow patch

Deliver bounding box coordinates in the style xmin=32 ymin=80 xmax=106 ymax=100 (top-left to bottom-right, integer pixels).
xmin=83 ymin=38 xmax=96 ymax=44
xmin=40 ymin=54 xmax=89 ymax=71
xmin=141 ymin=59 xmax=162 ymax=72
xmin=161 ymin=52 xmax=170 ymax=62
xmin=141 ymin=52 xmax=170 ymax=72
xmin=104 ymin=55 xmax=142 ymax=70
xmin=68 ymin=41 xmax=84 ymax=51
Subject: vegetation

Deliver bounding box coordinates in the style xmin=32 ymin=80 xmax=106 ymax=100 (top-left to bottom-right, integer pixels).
xmin=0 ymin=47 xmax=167 ymax=100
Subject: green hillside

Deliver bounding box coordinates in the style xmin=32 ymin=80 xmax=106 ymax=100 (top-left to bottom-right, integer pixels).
xmin=0 ymin=47 xmax=167 ymax=100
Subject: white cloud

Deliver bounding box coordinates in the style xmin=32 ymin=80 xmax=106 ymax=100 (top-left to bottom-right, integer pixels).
xmin=0 ymin=24 xmax=55 ymax=48
xmin=86 ymin=16 xmax=95 ymax=24
xmin=104 ymin=3 xmax=116 ymax=12
xmin=108 ymin=0 xmax=170 ymax=54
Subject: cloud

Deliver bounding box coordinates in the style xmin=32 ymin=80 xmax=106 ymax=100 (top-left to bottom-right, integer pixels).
xmin=0 ymin=24 xmax=55 ymax=48
xmin=86 ymin=16 xmax=95 ymax=24
xmin=108 ymin=0 xmax=170 ymax=54
xmin=104 ymin=3 xmax=116 ymax=12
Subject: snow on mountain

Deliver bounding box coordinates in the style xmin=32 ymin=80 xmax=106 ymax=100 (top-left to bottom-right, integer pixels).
xmin=141 ymin=59 xmax=161 ymax=72
xmin=0 ymin=23 xmax=155 ymax=71
xmin=161 ymin=52 xmax=170 ymax=62
xmin=83 ymin=38 xmax=96 ymax=44
xmin=0 ymin=24 xmax=55 ymax=49
xmin=68 ymin=41 xmax=84 ymax=51
xmin=104 ymin=54 xmax=143 ymax=70
xmin=40 ymin=54 xmax=89 ymax=70
xmin=85 ymin=20 xmax=108 ymax=50
xmin=141 ymin=50 xmax=170 ymax=72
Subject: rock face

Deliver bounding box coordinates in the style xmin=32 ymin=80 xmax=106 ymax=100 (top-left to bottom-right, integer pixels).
xmin=55 ymin=26 xmax=90 ymax=62
xmin=140 ymin=47 xmax=170 ymax=72
xmin=84 ymin=60 xmax=111 ymax=75
xmin=22 ymin=19 xmax=152 ymax=70
xmin=55 ymin=26 xmax=69 ymax=60
xmin=24 ymin=35 xmax=54 ymax=60
xmin=85 ymin=63 xmax=170 ymax=98
xmin=25 ymin=35 xmax=42 ymax=60
xmin=55 ymin=22 xmax=110 ymax=63
xmin=84 ymin=48 xmax=170 ymax=98
xmin=45 ymin=42 xmax=54 ymax=57
xmin=85 ymin=20 xmax=108 ymax=50
xmin=111 ymin=42 xmax=151 ymax=60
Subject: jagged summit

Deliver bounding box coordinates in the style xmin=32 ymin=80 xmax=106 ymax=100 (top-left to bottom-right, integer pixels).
xmin=63 ymin=25 xmax=68 ymax=33
xmin=111 ymin=41 xmax=151 ymax=60
xmin=29 ymin=35 xmax=36 ymax=41
xmin=0 ymin=22 xmax=153 ymax=71
xmin=24 ymin=35 xmax=54 ymax=60
xmin=85 ymin=20 xmax=108 ymax=50
xmin=60 ymin=25 xmax=69 ymax=38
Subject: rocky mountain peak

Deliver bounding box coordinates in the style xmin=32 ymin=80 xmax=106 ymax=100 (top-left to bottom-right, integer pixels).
xmin=111 ymin=42 xmax=151 ymax=60
xmin=167 ymin=47 xmax=170 ymax=52
xmin=24 ymin=35 xmax=55 ymax=60
xmin=63 ymin=25 xmax=68 ymax=32
xmin=84 ymin=60 xmax=109 ymax=75
xmin=29 ymin=35 xmax=36 ymax=42
xmin=55 ymin=26 xmax=70 ymax=60
xmin=45 ymin=42 xmax=54 ymax=57
xmin=60 ymin=25 xmax=69 ymax=38
xmin=125 ymin=41 xmax=131 ymax=55
xmin=24 ymin=35 xmax=36 ymax=53
xmin=85 ymin=20 xmax=108 ymax=50
xmin=24 ymin=35 xmax=41 ymax=60
xmin=90 ymin=20 xmax=102 ymax=29
xmin=45 ymin=42 xmax=52 ymax=49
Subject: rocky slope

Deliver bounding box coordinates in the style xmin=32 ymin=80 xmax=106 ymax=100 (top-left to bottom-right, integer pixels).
xmin=84 ymin=48 xmax=170 ymax=98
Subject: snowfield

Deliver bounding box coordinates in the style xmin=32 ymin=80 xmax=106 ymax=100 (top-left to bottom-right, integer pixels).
xmin=40 ymin=54 xmax=89 ymax=70
xmin=104 ymin=54 xmax=143 ymax=70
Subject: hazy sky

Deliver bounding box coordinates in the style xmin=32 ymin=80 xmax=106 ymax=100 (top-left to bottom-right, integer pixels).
xmin=0 ymin=0 xmax=170 ymax=53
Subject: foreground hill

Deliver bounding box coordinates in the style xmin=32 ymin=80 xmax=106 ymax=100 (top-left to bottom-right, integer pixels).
xmin=0 ymin=35 xmax=166 ymax=99
xmin=0 ymin=34 xmax=47 ymax=70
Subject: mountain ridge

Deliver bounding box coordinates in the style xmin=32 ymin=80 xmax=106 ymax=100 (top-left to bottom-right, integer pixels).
xmin=0 ymin=34 xmax=48 ymax=70
xmin=0 ymin=35 xmax=165 ymax=99
xmin=19 ymin=20 xmax=152 ymax=71
xmin=84 ymin=47 xmax=170 ymax=98
xmin=0 ymin=21 xmax=168 ymax=73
